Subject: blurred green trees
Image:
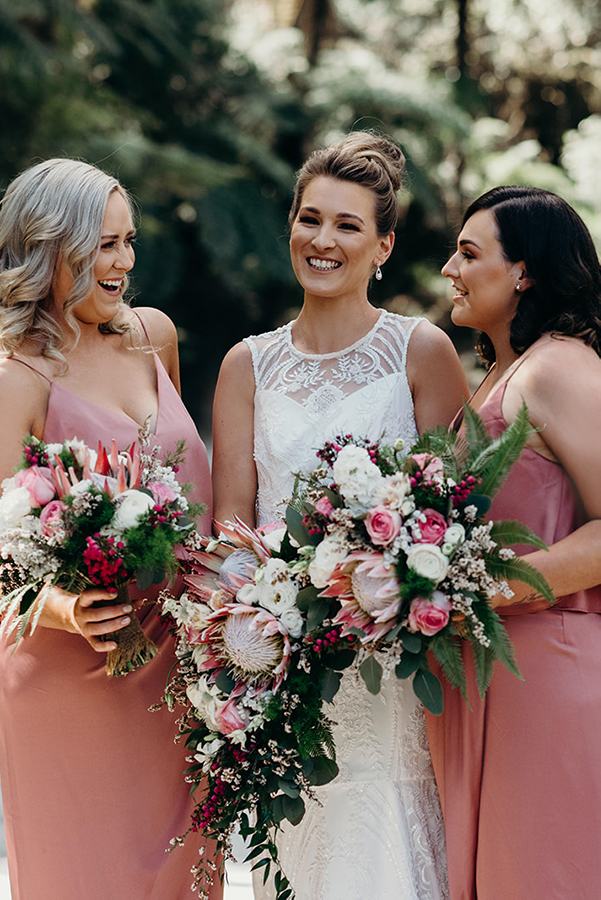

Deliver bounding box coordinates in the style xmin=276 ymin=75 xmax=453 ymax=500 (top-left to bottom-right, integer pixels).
xmin=1 ymin=0 xmax=601 ymax=428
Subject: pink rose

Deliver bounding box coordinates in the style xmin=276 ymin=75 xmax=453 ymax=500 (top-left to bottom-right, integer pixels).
xmin=364 ymin=505 xmax=402 ymax=545
xmin=413 ymin=509 xmax=448 ymax=546
xmin=408 ymin=591 xmax=452 ymax=636
xmin=214 ymin=697 xmax=247 ymax=735
xmin=147 ymin=482 xmax=178 ymax=505
xmin=314 ymin=496 xmax=334 ymax=518
xmin=39 ymin=499 xmax=67 ymax=538
xmin=411 ymin=453 xmax=444 ymax=480
xmin=15 ymin=466 xmax=56 ymax=507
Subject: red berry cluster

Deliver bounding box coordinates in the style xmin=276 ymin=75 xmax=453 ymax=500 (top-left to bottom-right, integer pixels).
xmin=192 ymin=777 xmax=227 ymax=830
xmin=83 ymin=534 xmax=125 ymax=586
xmin=451 ymin=475 xmax=479 ymax=506
xmin=23 ymin=443 xmax=48 ymax=467
xmin=148 ymin=504 xmax=182 ymax=529
xmin=305 ymin=627 xmax=353 ymax=655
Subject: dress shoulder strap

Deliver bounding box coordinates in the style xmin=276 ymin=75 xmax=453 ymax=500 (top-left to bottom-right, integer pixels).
xmin=132 ymin=310 xmax=155 ymax=350
xmin=9 ymin=356 xmax=53 ymax=384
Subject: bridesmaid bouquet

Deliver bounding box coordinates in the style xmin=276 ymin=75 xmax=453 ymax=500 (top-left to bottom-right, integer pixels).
xmin=291 ymin=401 xmax=555 ymax=713
xmin=0 ymin=429 xmax=198 ymax=675
xmin=160 ymin=518 xmax=358 ymax=898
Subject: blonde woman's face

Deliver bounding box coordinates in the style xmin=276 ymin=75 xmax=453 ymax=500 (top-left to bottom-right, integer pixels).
xmin=53 ymin=191 xmax=136 ymax=324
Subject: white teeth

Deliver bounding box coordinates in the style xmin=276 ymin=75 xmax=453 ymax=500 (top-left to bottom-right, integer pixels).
xmin=99 ymin=280 xmax=122 ymax=288
xmin=309 ymin=258 xmax=341 ymax=271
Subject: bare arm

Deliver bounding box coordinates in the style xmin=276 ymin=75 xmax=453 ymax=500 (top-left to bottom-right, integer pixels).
xmin=406 ymin=320 xmax=469 ymax=433
xmin=212 ymin=341 xmax=257 ymax=528
xmin=494 ymin=338 xmax=601 ymax=606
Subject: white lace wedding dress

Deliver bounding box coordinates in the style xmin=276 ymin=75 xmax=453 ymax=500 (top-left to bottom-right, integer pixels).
xmin=244 ymin=310 xmax=449 ymax=900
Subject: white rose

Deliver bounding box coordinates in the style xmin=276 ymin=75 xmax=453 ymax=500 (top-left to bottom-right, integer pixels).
xmin=442 ymin=523 xmax=466 ymax=556
xmin=279 ymin=607 xmax=304 ymax=638
xmin=111 ymin=489 xmax=155 ymax=531
xmin=308 ymin=536 xmax=348 ymax=588
xmin=0 ymin=485 xmax=32 ymax=531
xmin=332 ymin=445 xmax=384 ymax=514
xmin=255 ymin=558 xmax=298 ymax=614
xmin=406 ymin=543 xmax=449 ymax=584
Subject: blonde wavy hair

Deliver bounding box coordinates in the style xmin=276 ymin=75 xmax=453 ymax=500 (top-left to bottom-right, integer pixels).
xmin=0 ymin=158 xmax=134 ymax=366
xmin=288 ymin=131 xmax=406 ymax=237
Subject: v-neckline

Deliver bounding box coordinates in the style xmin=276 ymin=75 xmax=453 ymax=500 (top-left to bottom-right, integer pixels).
xmin=48 ymin=353 xmax=162 ymax=436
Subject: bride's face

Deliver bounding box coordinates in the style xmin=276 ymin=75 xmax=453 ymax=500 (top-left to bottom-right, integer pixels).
xmin=289 ymin=176 xmax=393 ymax=302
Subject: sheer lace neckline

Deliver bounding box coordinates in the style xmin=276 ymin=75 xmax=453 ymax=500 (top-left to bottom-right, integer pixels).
xmin=285 ymin=310 xmax=385 ymax=360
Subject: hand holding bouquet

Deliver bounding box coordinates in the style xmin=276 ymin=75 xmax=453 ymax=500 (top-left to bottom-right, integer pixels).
xmin=0 ymin=430 xmax=199 ymax=675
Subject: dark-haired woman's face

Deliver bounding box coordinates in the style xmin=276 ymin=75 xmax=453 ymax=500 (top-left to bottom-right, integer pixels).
xmin=442 ymin=209 xmax=524 ymax=337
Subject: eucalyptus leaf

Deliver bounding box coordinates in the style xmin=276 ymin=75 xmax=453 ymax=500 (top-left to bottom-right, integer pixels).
xmin=360 ymin=655 xmax=382 ymax=694
xmin=282 ymin=794 xmax=305 ymax=826
xmin=269 ymin=794 xmax=286 ymax=824
xmin=306 ymin=755 xmax=338 ymax=785
xmin=400 ymin=631 xmax=423 ymax=654
xmin=296 ymin=584 xmax=319 ymax=611
xmin=277 ymin=777 xmax=301 ymax=798
xmin=328 ymin=648 xmax=357 ymax=670
xmin=285 ymin=505 xmax=310 ymax=547
xmin=395 ymin=651 xmax=421 ymax=679
xmin=320 ymin=668 xmax=342 ymax=703
xmin=413 ymin=669 xmax=444 ymax=715
xmin=306 ymin=596 xmax=331 ymax=632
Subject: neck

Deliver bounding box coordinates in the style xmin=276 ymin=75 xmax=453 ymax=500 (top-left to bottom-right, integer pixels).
xmin=292 ymin=297 xmax=381 ymax=354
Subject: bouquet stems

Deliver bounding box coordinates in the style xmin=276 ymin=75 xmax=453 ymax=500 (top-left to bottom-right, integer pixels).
xmin=101 ymin=582 xmax=158 ymax=677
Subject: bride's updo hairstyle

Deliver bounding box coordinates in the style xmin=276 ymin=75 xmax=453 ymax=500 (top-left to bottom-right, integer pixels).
xmin=288 ymin=131 xmax=406 ymax=237
xmin=463 ymin=185 xmax=601 ymax=366
xmin=0 ymin=158 xmax=133 ymax=365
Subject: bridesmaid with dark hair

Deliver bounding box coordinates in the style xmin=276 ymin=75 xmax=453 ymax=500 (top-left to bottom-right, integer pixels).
xmin=427 ymin=185 xmax=601 ymax=900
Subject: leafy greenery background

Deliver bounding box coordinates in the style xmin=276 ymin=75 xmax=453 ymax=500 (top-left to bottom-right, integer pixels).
xmin=2 ymin=0 xmax=601 ymax=434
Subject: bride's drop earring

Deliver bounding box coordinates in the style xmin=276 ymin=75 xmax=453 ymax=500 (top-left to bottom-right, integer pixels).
xmin=375 ymin=262 xmax=383 ymax=281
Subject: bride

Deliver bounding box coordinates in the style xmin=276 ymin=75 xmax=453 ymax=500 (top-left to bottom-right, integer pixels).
xmin=212 ymin=132 xmax=468 ymax=899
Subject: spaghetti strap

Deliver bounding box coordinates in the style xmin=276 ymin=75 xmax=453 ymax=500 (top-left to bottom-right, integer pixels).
xmin=132 ymin=310 xmax=154 ymax=350
xmin=9 ymin=356 xmax=53 ymax=384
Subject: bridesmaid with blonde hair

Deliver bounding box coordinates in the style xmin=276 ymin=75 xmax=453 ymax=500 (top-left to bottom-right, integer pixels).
xmin=0 ymin=158 xmax=220 ymax=899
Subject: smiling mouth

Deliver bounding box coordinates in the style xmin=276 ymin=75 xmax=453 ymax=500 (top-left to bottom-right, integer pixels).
xmin=307 ymin=257 xmax=341 ymax=271
xmin=98 ymin=279 xmax=123 ymax=294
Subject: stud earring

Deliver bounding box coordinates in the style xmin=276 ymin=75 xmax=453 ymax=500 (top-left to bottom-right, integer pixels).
xmin=516 ymin=282 xmax=522 ymax=292
xmin=375 ymin=263 xmax=383 ymax=281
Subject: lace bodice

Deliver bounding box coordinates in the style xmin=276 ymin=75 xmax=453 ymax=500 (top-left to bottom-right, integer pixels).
xmin=245 ymin=310 xmax=421 ymax=524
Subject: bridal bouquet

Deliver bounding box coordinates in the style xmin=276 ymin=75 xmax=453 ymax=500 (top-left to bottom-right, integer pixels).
xmin=0 ymin=429 xmax=198 ymax=675
xmin=291 ymin=402 xmax=554 ymax=713
xmin=160 ymin=518 xmax=357 ymax=898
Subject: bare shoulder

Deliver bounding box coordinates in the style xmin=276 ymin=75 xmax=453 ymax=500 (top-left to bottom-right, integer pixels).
xmin=515 ymin=336 xmax=601 ymax=400
xmin=408 ymin=318 xmax=459 ymax=358
xmin=217 ymin=340 xmax=254 ymax=387
xmin=131 ymin=306 xmax=177 ymax=348
xmin=0 ymin=357 xmax=51 ymax=471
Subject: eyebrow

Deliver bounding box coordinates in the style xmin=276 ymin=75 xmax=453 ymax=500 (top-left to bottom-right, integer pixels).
xmin=101 ymin=228 xmax=137 ymax=240
xmin=301 ymin=205 xmax=365 ymax=225
xmin=459 ymin=237 xmax=480 ymax=250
